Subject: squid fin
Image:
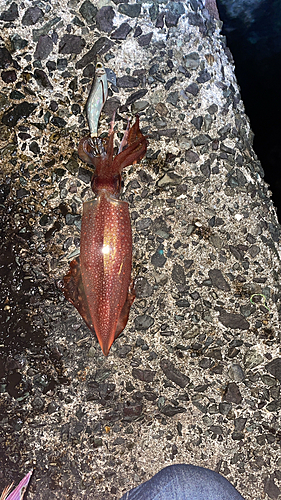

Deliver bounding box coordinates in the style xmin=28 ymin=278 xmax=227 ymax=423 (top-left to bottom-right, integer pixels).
xmin=62 ymin=258 xmax=96 ymax=336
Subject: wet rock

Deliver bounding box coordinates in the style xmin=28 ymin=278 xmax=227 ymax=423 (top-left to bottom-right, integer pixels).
xmin=165 ymin=76 xmax=176 ymax=91
xmin=126 ymin=89 xmax=148 ymax=106
xmin=96 ymin=7 xmax=115 ymax=32
xmin=208 ymin=103 xmax=218 ymax=114
xmin=209 ymin=269 xmax=230 ymax=291
xmin=132 ymin=100 xmax=149 ymax=113
xmin=134 ymin=315 xmax=154 ymax=330
xmin=207 ymin=348 xmax=222 ymax=360
xmin=185 ymin=83 xmax=199 ymax=96
xmin=134 ymin=26 xmax=142 ymax=37
xmin=193 ymin=134 xmax=211 ymax=146
xmin=51 ymin=116 xmax=66 ymax=128
xmin=48 ymin=402 xmax=59 ymax=414
xmin=161 ymin=405 xmax=186 ymax=416
xmin=111 ymin=22 xmax=132 ymax=40
xmin=167 ymin=91 xmax=179 ymax=106
xmin=176 ymin=299 xmax=190 ymax=308
xmin=34 ymin=69 xmax=53 ymax=89
xmin=117 ymin=75 xmax=139 ymax=88
xmin=16 ymin=188 xmax=30 ymax=199
xmin=160 ymin=359 xmax=189 ymax=388
xmin=136 ymin=218 xmax=152 ymax=231
xmin=228 ymin=364 xmax=245 ymax=382
xmin=30 ymin=141 xmax=40 ymax=154
xmin=78 ymin=167 xmax=91 ymax=184
xmin=172 ymin=264 xmax=186 ymax=286
xmin=158 ymin=129 xmax=177 ymax=137
xmin=76 ymin=37 xmax=114 ymax=69
xmin=0 ymin=47 xmax=13 ymax=69
xmin=157 ymin=171 xmax=182 ymax=187
xmin=240 ymin=303 xmax=256 ymax=317
xmin=65 ymin=157 xmax=79 ymax=175
xmin=218 ymin=310 xmax=250 ymax=330
xmin=248 ymin=245 xmax=260 ymax=257
xmin=0 ymin=2 xmax=19 ymax=21
xmin=224 ymin=382 xmax=242 ymax=404
xmin=191 ymin=116 xmax=203 ymax=130
xmin=234 ymin=417 xmax=247 ymax=432
xmin=2 ymin=102 xmax=37 ymax=127
xmin=197 ymin=69 xmax=211 ymax=83
xmin=103 ymin=97 xmax=121 ymax=116
xmin=185 ymin=150 xmax=199 ymax=163
xmin=165 ymin=11 xmax=180 ymax=27
xmin=151 ymin=246 xmax=166 ymax=267
xmin=135 ymin=277 xmax=154 ymax=298
xmin=264 ymin=477 xmax=281 ymax=500
xmin=32 ymin=396 xmax=44 ymax=411
xmin=1 ymin=70 xmax=17 ymax=83
xmin=79 ymin=0 xmax=97 ymax=23
xmin=219 ymin=402 xmax=232 ymax=415
xmin=183 ymin=52 xmax=200 ymax=70
xmin=33 ymin=17 xmax=61 ymax=42
xmin=266 ymin=358 xmax=281 ymax=381
xmin=59 ymin=35 xmax=86 ymax=55
xmin=156 ymin=12 xmax=165 ymax=28
xmin=244 ymin=349 xmax=263 ymax=369
xmin=118 ymin=3 xmax=141 ymax=17
xmin=22 ymin=6 xmax=43 ymax=26
xmin=132 ymin=368 xmax=155 ymax=382
xmin=34 ymin=35 xmax=53 ymax=60
xmin=10 ymin=34 xmax=28 ymax=51
xmin=137 ymin=33 xmax=153 ymax=47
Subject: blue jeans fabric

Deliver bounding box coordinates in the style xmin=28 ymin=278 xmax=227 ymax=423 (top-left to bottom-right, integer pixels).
xmin=120 ymin=464 xmax=245 ymax=500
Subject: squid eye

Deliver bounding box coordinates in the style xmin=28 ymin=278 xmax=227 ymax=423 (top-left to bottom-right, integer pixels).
xmin=96 ymin=62 xmax=102 ymax=68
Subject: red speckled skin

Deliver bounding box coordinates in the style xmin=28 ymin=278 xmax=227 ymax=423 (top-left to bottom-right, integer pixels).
xmin=80 ymin=194 xmax=132 ymax=355
xmin=63 ymin=117 xmax=147 ymax=355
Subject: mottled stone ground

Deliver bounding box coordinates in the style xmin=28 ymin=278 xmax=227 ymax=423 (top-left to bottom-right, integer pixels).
xmin=1 ymin=1 xmax=281 ymax=499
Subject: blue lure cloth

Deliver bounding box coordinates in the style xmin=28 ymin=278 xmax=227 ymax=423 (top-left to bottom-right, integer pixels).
xmin=120 ymin=464 xmax=245 ymax=500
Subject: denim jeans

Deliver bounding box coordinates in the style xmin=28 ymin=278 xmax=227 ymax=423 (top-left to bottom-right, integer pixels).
xmin=120 ymin=464 xmax=245 ymax=500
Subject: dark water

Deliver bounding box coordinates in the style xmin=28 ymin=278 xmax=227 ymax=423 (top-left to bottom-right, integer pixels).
xmin=217 ymin=0 xmax=281 ymax=216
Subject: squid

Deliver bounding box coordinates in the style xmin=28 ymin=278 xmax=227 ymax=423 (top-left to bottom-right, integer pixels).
xmin=62 ymin=63 xmax=148 ymax=356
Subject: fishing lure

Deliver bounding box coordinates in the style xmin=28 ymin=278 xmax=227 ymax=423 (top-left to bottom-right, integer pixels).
xmin=86 ymin=61 xmax=108 ymax=138
xmin=63 ymin=117 xmax=148 ymax=356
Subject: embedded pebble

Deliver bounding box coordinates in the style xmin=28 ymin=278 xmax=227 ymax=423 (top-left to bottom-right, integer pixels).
xmin=111 ymin=22 xmax=132 ymax=40
xmin=219 ymin=310 xmax=250 ymax=330
xmin=34 ymin=35 xmax=54 ymax=60
xmin=209 ymin=269 xmax=230 ymax=291
xmin=118 ymin=3 xmax=141 ymax=17
xmin=160 ymin=359 xmax=190 ymax=388
xmin=2 ymin=102 xmax=37 ymax=127
xmin=224 ymin=382 xmax=242 ymax=404
xmin=96 ymin=6 xmax=115 ymax=32
xmin=0 ymin=2 xmax=19 ymax=21
xmin=79 ymin=0 xmax=97 ymax=23
xmin=59 ymin=35 xmax=86 ymax=54
xmin=22 ymin=6 xmax=43 ymax=26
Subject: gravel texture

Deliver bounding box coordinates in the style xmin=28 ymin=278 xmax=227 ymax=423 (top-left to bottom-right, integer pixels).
xmin=0 ymin=1 xmax=281 ymax=499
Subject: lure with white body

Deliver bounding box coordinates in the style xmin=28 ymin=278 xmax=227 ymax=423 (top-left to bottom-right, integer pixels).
xmin=86 ymin=62 xmax=108 ymax=138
